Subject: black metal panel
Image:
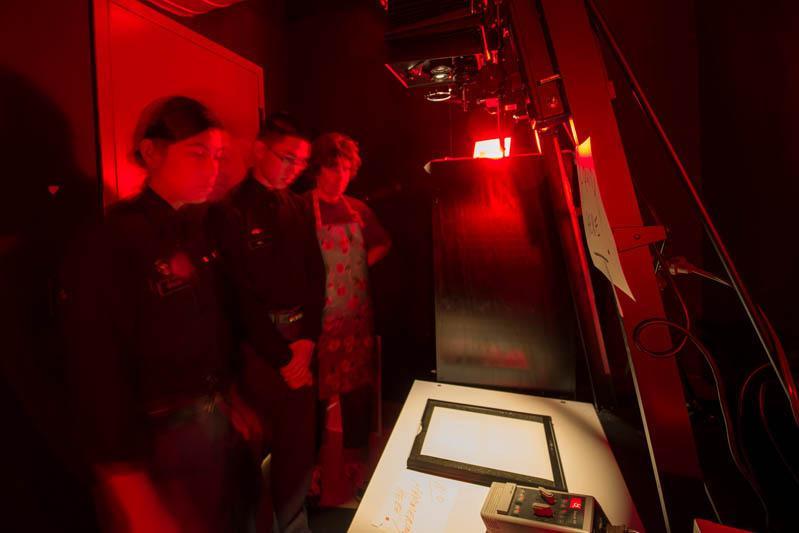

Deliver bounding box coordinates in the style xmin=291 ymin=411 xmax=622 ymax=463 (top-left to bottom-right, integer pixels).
xmin=388 ymin=0 xmax=472 ymax=29
xmin=385 ymin=23 xmax=485 ymax=65
xmin=429 ymin=155 xmax=578 ymax=394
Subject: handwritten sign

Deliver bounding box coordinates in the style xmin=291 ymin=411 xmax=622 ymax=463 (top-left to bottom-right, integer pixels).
xmin=371 ymin=471 xmax=459 ymax=533
xmin=576 ymin=138 xmax=634 ymax=300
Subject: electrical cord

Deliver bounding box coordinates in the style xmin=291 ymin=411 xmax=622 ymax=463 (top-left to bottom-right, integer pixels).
xmin=737 ymin=362 xmax=770 ymax=492
xmin=672 ymin=259 xmax=799 ymax=489
xmin=633 ymin=316 xmax=770 ymax=527
xmin=665 ymin=256 xmax=732 ymax=288
xmin=632 ymin=254 xmax=770 ymax=527
xmin=645 ymin=246 xmax=690 ymax=357
xmin=758 ymin=380 xmax=799 ymax=487
xmin=658 ymin=253 xmax=799 ymax=532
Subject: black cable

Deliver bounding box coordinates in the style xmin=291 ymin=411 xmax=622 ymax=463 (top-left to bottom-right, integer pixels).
xmin=751 ymin=307 xmax=799 ymax=485
xmin=661 ymin=257 xmax=799 ymax=525
xmin=643 ymin=246 xmax=690 ymax=357
xmin=633 ymin=247 xmax=769 ymax=525
xmin=679 ymin=265 xmax=799 ymax=490
xmin=633 ymin=317 xmax=770 ymax=527
xmin=736 ymin=362 xmax=770 ymax=493
xmin=758 ymin=380 xmax=799 ymax=487
xmin=664 ymin=265 xmax=774 ymax=514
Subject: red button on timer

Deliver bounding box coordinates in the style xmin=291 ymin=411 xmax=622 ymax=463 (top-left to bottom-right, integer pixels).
xmin=533 ymin=503 xmax=554 ymax=517
xmin=569 ymin=497 xmax=583 ymax=510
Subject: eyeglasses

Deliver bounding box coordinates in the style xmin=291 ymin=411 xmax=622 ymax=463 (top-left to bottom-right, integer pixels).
xmin=269 ymin=147 xmax=309 ymax=168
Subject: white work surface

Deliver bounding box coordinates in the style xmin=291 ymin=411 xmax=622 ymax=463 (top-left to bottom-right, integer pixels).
xmin=349 ymin=380 xmax=643 ymax=533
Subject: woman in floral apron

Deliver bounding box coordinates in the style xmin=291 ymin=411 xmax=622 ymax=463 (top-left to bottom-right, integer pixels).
xmin=305 ymin=133 xmax=391 ymax=505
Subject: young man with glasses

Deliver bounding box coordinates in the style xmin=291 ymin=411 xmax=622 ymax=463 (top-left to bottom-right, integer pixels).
xmin=209 ymin=113 xmax=325 ymax=533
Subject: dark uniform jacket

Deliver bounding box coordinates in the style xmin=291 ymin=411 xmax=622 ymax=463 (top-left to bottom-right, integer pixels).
xmin=62 ymin=188 xmax=233 ymax=465
xmin=208 ymin=173 xmax=326 ymax=368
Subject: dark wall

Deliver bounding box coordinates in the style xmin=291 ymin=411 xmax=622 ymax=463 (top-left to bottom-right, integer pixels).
xmin=1 ymin=1 xmax=100 ymax=530
xmin=595 ymin=0 xmax=701 ymax=178
xmin=695 ymin=10 xmax=799 ymax=525
xmin=698 ymin=1 xmax=799 ymax=353
xmin=0 ymin=0 xmax=98 ymax=179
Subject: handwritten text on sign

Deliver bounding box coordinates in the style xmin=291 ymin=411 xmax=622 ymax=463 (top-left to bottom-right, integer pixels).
xmin=576 ymin=138 xmax=634 ymax=300
xmin=371 ymin=471 xmax=458 ymax=533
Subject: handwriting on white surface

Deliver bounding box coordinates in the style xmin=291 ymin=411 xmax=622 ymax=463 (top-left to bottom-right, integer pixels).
xmin=576 ymin=137 xmax=634 ymax=300
xmin=371 ymin=471 xmax=459 ymax=532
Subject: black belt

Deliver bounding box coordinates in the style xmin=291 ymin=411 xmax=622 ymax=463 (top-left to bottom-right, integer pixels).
xmin=268 ymin=306 xmax=304 ymax=326
xmin=147 ymin=393 xmax=226 ymax=426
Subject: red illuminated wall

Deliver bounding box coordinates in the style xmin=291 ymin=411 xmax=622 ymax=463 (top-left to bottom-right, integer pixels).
xmin=160 ymin=0 xmax=289 ymax=113
xmin=94 ymin=0 xmax=264 ymax=203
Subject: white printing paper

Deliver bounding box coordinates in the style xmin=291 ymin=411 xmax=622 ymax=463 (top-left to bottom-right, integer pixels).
xmin=420 ymin=406 xmax=554 ymax=482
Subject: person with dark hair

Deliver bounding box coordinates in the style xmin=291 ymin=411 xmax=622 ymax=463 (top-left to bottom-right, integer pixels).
xmin=61 ymin=96 xmax=261 ymax=533
xmin=305 ymin=132 xmax=391 ymax=506
xmin=208 ymin=112 xmax=325 ymax=532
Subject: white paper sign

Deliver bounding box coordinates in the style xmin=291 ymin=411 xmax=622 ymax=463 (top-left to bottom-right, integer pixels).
xmin=370 ymin=470 xmax=459 ymax=533
xmin=576 ymin=138 xmax=634 ymax=300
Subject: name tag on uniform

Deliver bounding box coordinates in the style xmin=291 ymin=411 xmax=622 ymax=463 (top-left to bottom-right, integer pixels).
xmin=200 ymin=250 xmax=220 ymax=265
xmin=151 ymin=252 xmax=196 ymax=297
xmin=247 ymin=226 xmax=273 ymax=250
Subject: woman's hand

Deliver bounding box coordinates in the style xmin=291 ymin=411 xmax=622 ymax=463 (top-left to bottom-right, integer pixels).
xmin=367 ymin=242 xmax=391 ymax=266
xmin=280 ymin=339 xmax=315 ymax=389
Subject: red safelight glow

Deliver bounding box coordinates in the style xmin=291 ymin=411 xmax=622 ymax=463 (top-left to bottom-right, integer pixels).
xmin=473 ymin=137 xmax=512 ymax=159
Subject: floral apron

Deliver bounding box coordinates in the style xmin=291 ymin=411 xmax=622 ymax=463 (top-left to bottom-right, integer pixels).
xmin=312 ymin=192 xmax=375 ymax=401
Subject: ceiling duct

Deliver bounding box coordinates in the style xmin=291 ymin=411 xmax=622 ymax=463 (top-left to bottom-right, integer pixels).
xmin=143 ymin=0 xmax=246 ymax=17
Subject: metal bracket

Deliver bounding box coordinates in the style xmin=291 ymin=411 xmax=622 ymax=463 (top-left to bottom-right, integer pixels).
xmin=612 ymin=225 xmax=666 ymax=253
